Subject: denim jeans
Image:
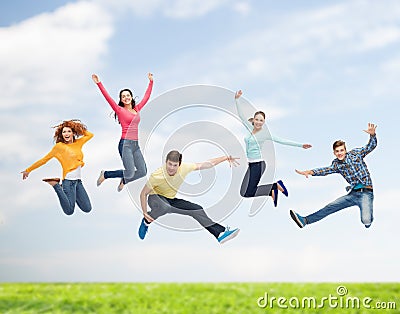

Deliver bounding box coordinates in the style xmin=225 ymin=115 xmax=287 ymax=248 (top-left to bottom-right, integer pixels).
xmin=305 ymin=189 xmax=374 ymax=226
xmin=147 ymin=194 xmax=226 ymax=238
xmin=240 ymin=161 xmax=276 ymax=197
xmin=53 ymin=179 xmax=92 ymax=215
xmin=104 ymin=139 xmax=147 ymax=184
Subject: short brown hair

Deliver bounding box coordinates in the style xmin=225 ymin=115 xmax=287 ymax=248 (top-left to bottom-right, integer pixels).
xmin=166 ymin=150 xmax=182 ymax=165
xmin=333 ymin=140 xmax=346 ymax=151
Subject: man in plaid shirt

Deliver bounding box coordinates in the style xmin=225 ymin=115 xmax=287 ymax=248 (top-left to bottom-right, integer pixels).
xmin=290 ymin=123 xmax=377 ymax=229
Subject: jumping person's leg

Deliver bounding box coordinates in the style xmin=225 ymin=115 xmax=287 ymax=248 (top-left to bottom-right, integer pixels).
xmin=240 ymin=161 xmax=278 ymax=206
xmin=53 ymin=179 xmax=76 ymax=215
xmin=290 ymin=192 xmax=356 ymax=228
xmin=126 ymin=144 xmax=147 ymax=183
xmin=138 ymin=194 xmax=172 ymax=239
xmin=102 ymin=139 xmax=125 ymax=181
xmin=76 ymin=180 xmax=92 ymax=213
xmin=142 ymin=195 xmax=239 ymax=243
xmin=147 ymin=194 xmax=173 ymax=220
xmin=240 ymin=162 xmax=263 ymax=197
xmin=169 ymin=198 xmax=226 ymax=238
xmin=356 ymin=190 xmax=374 ymax=228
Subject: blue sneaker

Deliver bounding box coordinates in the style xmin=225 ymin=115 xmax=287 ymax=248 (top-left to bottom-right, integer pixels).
xmin=290 ymin=209 xmax=306 ymax=228
xmin=138 ymin=218 xmax=149 ymax=240
xmin=217 ymin=227 xmax=240 ymax=244
xmin=365 ymin=224 xmax=371 ymax=229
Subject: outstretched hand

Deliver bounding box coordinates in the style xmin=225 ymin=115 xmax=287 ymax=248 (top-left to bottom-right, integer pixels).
xmin=302 ymin=144 xmax=312 ymax=149
xmin=235 ymin=90 xmax=242 ymax=99
xmin=148 ymin=73 xmax=153 ymax=81
xmin=143 ymin=213 xmax=154 ymax=223
xmin=363 ymin=123 xmax=377 ymax=136
xmin=227 ymin=156 xmax=240 ymax=167
xmin=21 ymin=171 xmax=29 ymax=180
xmin=92 ymin=74 xmax=100 ymax=83
xmin=295 ymin=169 xmax=313 ymax=178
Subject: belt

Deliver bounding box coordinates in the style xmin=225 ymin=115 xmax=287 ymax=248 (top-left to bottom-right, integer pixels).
xmin=353 ymin=187 xmax=373 ymax=193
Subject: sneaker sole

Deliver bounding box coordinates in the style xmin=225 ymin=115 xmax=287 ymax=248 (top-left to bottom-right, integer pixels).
xmin=290 ymin=210 xmax=304 ymax=228
xmin=219 ymin=229 xmax=240 ymax=244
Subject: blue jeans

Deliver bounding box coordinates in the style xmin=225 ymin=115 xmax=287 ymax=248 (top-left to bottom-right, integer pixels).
xmin=305 ymin=189 xmax=374 ymax=226
xmin=104 ymin=139 xmax=147 ymax=184
xmin=53 ymin=179 xmax=92 ymax=215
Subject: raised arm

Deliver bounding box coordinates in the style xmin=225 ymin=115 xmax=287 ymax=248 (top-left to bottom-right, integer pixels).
xmin=195 ymin=155 xmax=240 ymax=170
xmin=355 ymin=123 xmax=377 ymax=158
xmin=234 ymin=90 xmax=253 ymax=130
xmin=76 ymin=130 xmax=94 ymax=145
xmin=92 ymin=74 xmax=120 ymax=112
xmin=135 ymin=73 xmax=154 ymax=112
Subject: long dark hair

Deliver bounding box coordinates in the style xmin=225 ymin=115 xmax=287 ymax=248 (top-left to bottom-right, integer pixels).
xmin=113 ymin=88 xmax=138 ymax=122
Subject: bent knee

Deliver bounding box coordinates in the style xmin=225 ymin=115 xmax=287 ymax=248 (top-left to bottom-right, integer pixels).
xmin=240 ymin=191 xmax=252 ymax=198
xmin=64 ymin=210 xmax=74 ymax=216
xmin=361 ymin=217 xmax=373 ymax=225
xmin=81 ymin=205 xmax=92 ymax=213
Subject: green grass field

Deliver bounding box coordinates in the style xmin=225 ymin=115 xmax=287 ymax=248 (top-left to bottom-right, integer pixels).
xmin=0 ymin=283 xmax=398 ymax=313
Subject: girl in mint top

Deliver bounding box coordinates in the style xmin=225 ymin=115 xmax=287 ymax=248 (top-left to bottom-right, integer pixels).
xmin=234 ymin=90 xmax=312 ymax=207
xmin=92 ymin=73 xmax=153 ymax=192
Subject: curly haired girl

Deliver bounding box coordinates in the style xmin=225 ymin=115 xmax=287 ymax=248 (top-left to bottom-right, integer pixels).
xmin=22 ymin=120 xmax=94 ymax=215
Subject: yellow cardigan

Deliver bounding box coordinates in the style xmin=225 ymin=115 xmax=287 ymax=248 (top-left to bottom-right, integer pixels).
xmin=25 ymin=131 xmax=94 ymax=179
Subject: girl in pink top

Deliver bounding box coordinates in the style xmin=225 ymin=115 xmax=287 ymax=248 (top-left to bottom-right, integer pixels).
xmin=92 ymin=73 xmax=153 ymax=192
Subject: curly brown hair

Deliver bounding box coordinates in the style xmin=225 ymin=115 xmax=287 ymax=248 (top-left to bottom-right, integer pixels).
xmin=53 ymin=119 xmax=87 ymax=143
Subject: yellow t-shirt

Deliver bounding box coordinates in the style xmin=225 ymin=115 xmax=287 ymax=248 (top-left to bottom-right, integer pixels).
xmin=147 ymin=162 xmax=197 ymax=199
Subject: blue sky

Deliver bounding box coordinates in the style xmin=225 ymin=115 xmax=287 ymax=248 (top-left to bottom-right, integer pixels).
xmin=0 ymin=0 xmax=399 ymax=282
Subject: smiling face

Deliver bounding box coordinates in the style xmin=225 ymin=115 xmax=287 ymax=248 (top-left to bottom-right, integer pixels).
xmin=333 ymin=140 xmax=347 ymax=161
xmin=62 ymin=127 xmax=74 ymax=144
xmin=334 ymin=145 xmax=347 ymax=161
xmin=119 ymin=90 xmax=133 ymax=107
xmin=166 ymin=160 xmax=180 ymax=176
xmin=253 ymin=113 xmax=265 ymax=131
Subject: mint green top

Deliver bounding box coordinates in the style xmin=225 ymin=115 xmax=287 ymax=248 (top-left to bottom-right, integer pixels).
xmin=235 ymin=98 xmax=303 ymax=160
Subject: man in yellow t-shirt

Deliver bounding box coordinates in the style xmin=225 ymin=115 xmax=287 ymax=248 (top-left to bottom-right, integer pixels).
xmin=139 ymin=150 xmax=240 ymax=244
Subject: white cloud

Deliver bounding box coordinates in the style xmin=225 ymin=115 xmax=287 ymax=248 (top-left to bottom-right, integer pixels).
xmin=164 ymin=0 xmax=230 ymax=19
xmin=232 ymin=1 xmax=251 ymax=16
xmin=0 ymin=1 xmax=113 ymax=109
xmin=357 ymin=26 xmax=400 ymax=52
xmin=157 ymin=0 xmax=400 ymax=90
xmin=96 ymin=0 xmax=232 ymax=19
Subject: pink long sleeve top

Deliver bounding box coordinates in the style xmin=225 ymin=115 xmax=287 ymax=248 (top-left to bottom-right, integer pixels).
xmin=96 ymin=80 xmax=153 ymax=140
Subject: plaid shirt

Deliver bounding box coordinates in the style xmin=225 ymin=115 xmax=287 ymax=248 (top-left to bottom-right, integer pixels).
xmin=312 ymin=135 xmax=377 ymax=191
